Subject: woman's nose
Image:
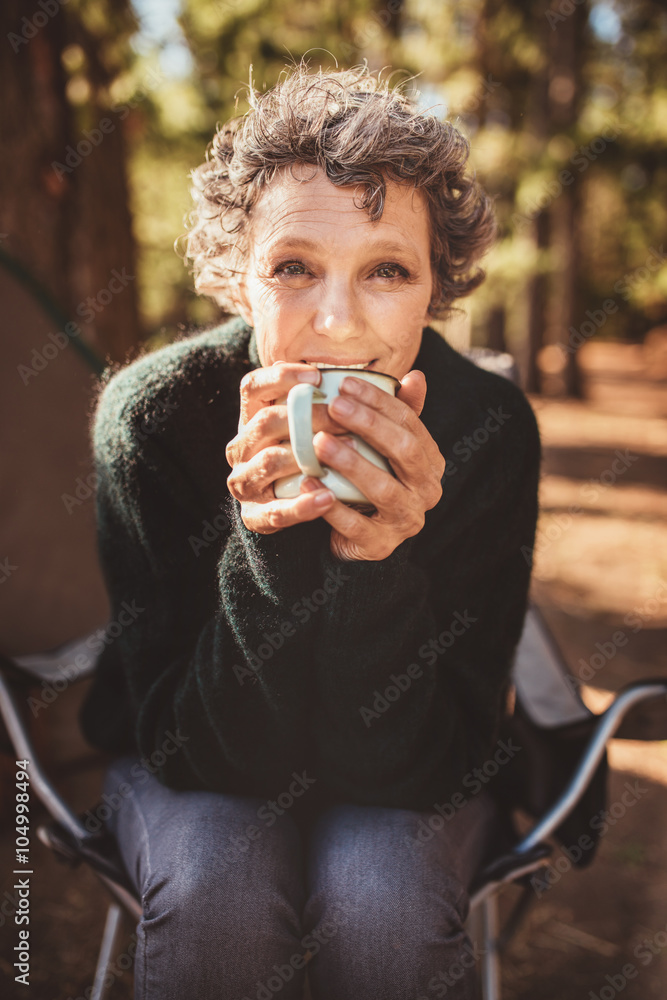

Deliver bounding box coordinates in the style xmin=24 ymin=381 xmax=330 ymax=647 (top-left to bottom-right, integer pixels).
xmin=312 ymin=277 xmax=362 ymax=339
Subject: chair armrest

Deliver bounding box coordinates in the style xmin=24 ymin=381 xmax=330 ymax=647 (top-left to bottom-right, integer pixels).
xmin=515 ymin=679 xmax=667 ymax=854
xmin=0 ymin=655 xmax=90 ymax=840
xmin=9 ymin=627 xmax=109 ymax=684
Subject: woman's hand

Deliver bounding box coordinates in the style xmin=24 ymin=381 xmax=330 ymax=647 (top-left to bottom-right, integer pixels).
xmin=225 ymin=362 xmax=343 ymax=534
xmin=299 ymin=370 xmax=445 ymax=561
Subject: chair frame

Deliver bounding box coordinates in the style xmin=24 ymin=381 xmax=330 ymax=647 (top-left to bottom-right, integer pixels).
xmin=1 ymin=607 xmax=665 ymax=1000
xmin=466 ymin=673 xmax=667 ymax=999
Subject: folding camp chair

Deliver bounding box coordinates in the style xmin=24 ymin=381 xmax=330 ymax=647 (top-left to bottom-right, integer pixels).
xmin=465 ymin=604 xmax=667 ymax=999
xmin=2 ymin=341 xmax=665 ymax=999
xmin=1 ymin=604 xmax=666 ymax=1000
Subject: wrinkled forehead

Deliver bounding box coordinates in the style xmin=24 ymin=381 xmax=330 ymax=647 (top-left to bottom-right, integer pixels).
xmin=245 ymin=163 xmax=432 ymax=259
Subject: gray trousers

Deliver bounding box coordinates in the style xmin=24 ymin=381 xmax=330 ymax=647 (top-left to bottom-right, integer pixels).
xmin=101 ymin=754 xmax=500 ymax=1000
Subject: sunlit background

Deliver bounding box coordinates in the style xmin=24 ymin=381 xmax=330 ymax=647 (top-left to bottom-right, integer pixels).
xmin=1 ymin=2 xmax=666 ymax=997
xmin=3 ymin=0 xmax=666 ymax=378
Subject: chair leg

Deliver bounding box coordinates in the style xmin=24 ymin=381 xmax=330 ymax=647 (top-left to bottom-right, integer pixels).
xmin=91 ymin=902 xmax=126 ymax=1000
xmin=480 ymin=893 xmax=502 ymax=1000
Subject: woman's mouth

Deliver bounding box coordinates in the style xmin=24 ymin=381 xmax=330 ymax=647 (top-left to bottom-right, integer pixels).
xmin=301 ymin=360 xmax=376 ymax=369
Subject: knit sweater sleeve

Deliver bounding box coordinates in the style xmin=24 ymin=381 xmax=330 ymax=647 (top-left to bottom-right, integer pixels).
xmin=80 ymin=364 xmax=332 ymax=796
xmin=310 ymin=380 xmax=541 ymax=809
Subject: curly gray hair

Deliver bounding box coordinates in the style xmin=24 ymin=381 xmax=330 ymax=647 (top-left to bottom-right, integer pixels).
xmin=181 ymin=62 xmax=497 ymax=319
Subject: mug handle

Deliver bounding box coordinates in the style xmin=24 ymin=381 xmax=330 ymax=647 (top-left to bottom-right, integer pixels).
xmin=286 ymin=383 xmax=327 ymax=478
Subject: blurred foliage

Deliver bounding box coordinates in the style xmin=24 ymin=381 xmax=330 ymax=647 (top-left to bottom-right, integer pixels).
xmin=109 ymin=0 xmax=666 ymax=350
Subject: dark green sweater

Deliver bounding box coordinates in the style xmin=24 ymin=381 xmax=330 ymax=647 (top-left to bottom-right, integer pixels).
xmin=79 ymin=315 xmax=541 ymax=818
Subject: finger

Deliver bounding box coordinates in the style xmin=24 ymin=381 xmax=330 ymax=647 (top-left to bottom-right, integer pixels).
xmin=397 ymin=370 xmax=427 ymax=417
xmin=241 ymin=490 xmax=335 ymax=534
xmin=337 ymin=372 xmax=431 ymax=443
xmin=299 ymin=476 xmax=323 ymax=493
xmin=312 ymin=431 xmax=422 ymax=525
xmin=227 ymin=444 xmax=302 ymax=502
xmin=300 ymin=474 xmax=405 ymax=560
xmin=227 ymin=403 xmax=347 ymax=467
xmin=239 ymin=362 xmax=321 ymax=428
xmin=229 ymin=431 xmax=351 ymax=503
xmin=326 ymin=394 xmax=435 ymax=490
xmin=314 ymin=497 xmax=399 ymax=562
xmin=331 ymin=376 xmax=444 ymax=492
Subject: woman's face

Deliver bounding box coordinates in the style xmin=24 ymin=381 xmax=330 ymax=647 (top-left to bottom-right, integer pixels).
xmin=234 ymin=164 xmax=434 ymax=380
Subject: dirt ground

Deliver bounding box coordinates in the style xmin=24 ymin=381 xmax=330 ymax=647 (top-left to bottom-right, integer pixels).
xmin=0 ymin=340 xmax=666 ymax=999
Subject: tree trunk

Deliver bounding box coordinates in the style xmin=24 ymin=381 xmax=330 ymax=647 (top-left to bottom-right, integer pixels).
xmin=526 ymin=210 xmax=550 ymax=393
xmin=547 ymin=0 xmax=588 ymax=397
xmin=0 ymin=0 xmax=142 ymax=364
xmin=523 ymin=2 xmax=552 ymax=394
xmin=487 ymin=306 xmax=507 ymax=353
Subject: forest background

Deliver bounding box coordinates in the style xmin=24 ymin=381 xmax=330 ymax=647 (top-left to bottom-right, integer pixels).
xmin=2 ymin=0 xmax=666 ymax=393
xmin=1 ymin=4 xmax=667 ymax=998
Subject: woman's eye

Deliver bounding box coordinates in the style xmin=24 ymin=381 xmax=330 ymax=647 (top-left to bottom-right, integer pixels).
xmin=374 ymin=263 xmax=409 ymax=279
xmin=274 ymin=261 xmax=308 ymax=276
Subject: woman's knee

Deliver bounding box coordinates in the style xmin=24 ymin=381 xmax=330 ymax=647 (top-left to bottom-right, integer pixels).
xmin=305 ymin=882 xmax=472 ymax=1000
xmin=141 ymin=793 xmax=304 ymax=928
xmin=306 ymin=801 xmax=472 ymax=918
xmin=131 ymin=795 xmax=307 ymax=999
xmin=304 ymin=803 xmax=477 ymax=997
xmin=307 ymin=855 xmax=469 ymax=955
xmin=102 ymin=758 xmax=302 ymax=907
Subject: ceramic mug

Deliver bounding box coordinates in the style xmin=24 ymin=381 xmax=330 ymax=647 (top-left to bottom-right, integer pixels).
xmin=273 ymin=367 xmax=401 ymax=508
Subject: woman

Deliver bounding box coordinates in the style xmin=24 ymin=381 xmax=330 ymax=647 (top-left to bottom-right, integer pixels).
xmin=80 ymin=63 xmax=540 ymax=1000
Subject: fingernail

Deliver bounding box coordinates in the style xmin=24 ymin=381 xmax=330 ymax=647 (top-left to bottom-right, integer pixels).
xmin=313 ymin=489 xmax=335 ymax=506
xmin=331 ymin=395 xmax=354 ymax=415
xmin=298 ymin=369 xmax=320 ymax=383
xmin=340 ymin=377 xmax=362 ymax=394
xmin=314 ymin=432 xmax=336 ymax=455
